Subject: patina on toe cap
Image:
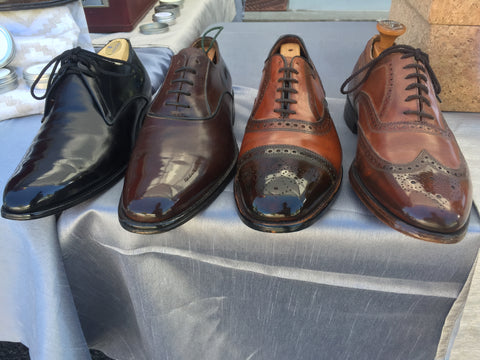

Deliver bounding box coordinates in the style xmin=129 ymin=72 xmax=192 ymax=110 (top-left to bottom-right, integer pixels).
xmin=235 ymin=145 xmax=341 ymax=232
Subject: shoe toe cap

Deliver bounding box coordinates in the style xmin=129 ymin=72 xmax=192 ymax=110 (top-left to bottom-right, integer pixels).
xmin=235 ymin=155 xmax=340 ymax=225
xmin=251 ymin=194 xmax=305 ymax=219
xmin=3 ymin=185 xmax=61 ymax=216
xmin=402 ymin=201 xmax=470 ymax=235
xmin=351 ymin=158 xmax=472 ymax=240
xmin=122 ymin=196 xmax=177 ymax=222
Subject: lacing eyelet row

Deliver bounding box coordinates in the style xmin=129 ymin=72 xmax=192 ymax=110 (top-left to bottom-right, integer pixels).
xmin=340 ymin=45 xmax=442 ymax=122
xmin=166 ymin=66 xmax=197 ymax=109
xmin=400 ymin=61 xmax=434 ymax=120
xmin=274 ymin=66 xmax=299 ymax=117
xmin=30 ymin=47 xmax=138 ymax=101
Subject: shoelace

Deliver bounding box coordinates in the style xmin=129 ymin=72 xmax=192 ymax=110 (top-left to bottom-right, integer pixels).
xmin=166 ymin=26 xmax=223 ymax=110
xmin=340 ymin=44 xmax=441 ymax=120
xmin=30 ymin=47 xmax=136 ymax=100
xmin=166 ymin=66 xmax=197 ymax=108
xmin=274 ymin=66 xmax=299 ymax=117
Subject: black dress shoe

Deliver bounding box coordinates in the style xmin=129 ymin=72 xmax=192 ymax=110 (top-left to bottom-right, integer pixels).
xmin=1 ymin=39 xmax=151 ymax=220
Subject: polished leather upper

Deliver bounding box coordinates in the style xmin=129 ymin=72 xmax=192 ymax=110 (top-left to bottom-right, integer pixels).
xmin=344 ymin=36 xmax=472 ymax=241
xmin=2 ymin=40 xmax=151 ymax=219
xmin=120 ymin=37 xmax=237 ymax=229
xmin=235 ymin=35 xmax=342 ymax=232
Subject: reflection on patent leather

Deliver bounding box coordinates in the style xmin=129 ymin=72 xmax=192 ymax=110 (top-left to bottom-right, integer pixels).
xmin=2 ymin=39 xmax=151 ymax=220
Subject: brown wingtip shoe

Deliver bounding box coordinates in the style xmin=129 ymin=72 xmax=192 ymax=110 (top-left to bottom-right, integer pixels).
xmin=118 ymin=29 xmax=237 ymax=234
xmin=341 ymin=20 xmax=472 ymax=243
xmin=234 ymin=35 xmax=343 ymax=233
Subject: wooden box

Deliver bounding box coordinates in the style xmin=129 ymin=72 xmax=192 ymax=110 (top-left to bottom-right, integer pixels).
xmin=389 ymin=0 xmax=480 ymax=112
xmin=83 ymin=0 xmax=157 ymax=33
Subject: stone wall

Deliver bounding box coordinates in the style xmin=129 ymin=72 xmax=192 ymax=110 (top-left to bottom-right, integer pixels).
xmin=390 ymin=0 xmax=480 ymax=112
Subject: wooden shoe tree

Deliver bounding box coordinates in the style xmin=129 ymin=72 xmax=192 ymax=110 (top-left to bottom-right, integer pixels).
xmin=280 ymin=43 xmax=301 ymax=59
xmin=373 ymin=20 xmax=406 ymax=57
xmin=98 ymin=39 xmax=130 ymax=61
xmin=205 ymin=47 xmax=216 ymax=62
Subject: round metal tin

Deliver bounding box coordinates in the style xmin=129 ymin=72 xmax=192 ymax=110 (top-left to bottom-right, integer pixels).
xmin=154 ymin=4 xmax=180 ymax=17
xmin=0 ymin=66 xmax=19 ymax=94
xmin=0 ymin=25 xmax=16 ymax=68
xmin=152 ymin=11 xmax=176 ymax=26
xmin=159 ymin=0 xmax=184 ymax=8
xmin=377 ymin=19 xmax=406 ymax=32
xmin=23 ymin=63 xmax=51 ymax=89
xmin=139 ymin=22 xmax=169 ymax=35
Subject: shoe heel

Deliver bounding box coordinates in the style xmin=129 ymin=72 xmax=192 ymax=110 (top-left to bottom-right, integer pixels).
xmin=344 ymin=97 xmax=358 ymax=134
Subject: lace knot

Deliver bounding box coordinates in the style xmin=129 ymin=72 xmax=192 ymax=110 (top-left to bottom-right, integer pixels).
xmin=30 ymin=46 xmax=134 ymax=101
xmin=413 ymin=48 xmax=426 ymax=63
xmin=67 ymin=47 xmax=82 ymax=63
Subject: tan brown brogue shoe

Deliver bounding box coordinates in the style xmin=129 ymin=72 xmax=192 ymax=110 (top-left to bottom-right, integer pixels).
xmin=234 ymin=35 xmax=343 ymax=233
xmin=340 ymin=21 xmax=472 ymax=243
xmin=119 ymin=28 xmax=237 ymax=233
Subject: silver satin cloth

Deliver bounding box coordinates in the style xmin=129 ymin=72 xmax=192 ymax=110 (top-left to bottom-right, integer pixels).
xmin=1 ymin=22 xmax=479 ymax=360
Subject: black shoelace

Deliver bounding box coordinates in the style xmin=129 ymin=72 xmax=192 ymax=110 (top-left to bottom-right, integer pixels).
xmin=166 ymin=26 xmax=224 ymax=110
xmin=274 ymin=66 xmax=299 ymax=117
xmin=340 ymin=45 xmax=441 ymax=120
xmin=30 ymin=47 xmax=136 ymax=100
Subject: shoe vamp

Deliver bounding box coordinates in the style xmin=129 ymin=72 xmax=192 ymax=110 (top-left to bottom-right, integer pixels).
xmin=14 ymin=79 xmax=127 ymax=187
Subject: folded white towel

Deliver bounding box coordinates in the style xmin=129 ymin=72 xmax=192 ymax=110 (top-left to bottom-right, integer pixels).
xmin=0 ymin=0 xmax=92 ymax=122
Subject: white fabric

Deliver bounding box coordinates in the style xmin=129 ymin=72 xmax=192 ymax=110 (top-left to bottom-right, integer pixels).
xmin=0 ymin=0 xmax=92 ymax=122
xmin=57 ymin=86 xmax=480 ymax=360
xmin=448 ymin=250 xmax=480 ymax=359
xmin=446 ymin=112 xmax=480 ymax=214
xmin=0 ymin=114 xmax=90 ymax=360
xmin=90 ymin=0 xmax=237 ymax=52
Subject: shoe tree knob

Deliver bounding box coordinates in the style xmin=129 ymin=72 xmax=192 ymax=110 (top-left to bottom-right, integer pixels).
xmin=373 ymin=20 xmax=406 ymax=57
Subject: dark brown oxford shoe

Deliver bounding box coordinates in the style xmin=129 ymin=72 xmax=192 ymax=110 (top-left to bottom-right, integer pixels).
xmin=234 ymin=35 xmax=343 ymax=233
xmin=340 ymin=21 xmax=472 ymax=243
xmin=119 ymin=30 xmax=237 ymax=234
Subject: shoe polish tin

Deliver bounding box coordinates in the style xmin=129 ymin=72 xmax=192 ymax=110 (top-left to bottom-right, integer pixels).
xmin=152 ymin=11 xmax=176 ymax=26
xmin=0 ymin=25 xmax=15 ymax=68
xmin=154 ymin=4 xmax=180 ymax=17
xmin=0 ymin=67 xmax=19 ymax=94
xmin=24 ymin=63 xmax=51 ymax=89
xmin=159 ymin=0 xmax=184 ymax=8
xmin=140 ymin=22 xmax=169 ymax=35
